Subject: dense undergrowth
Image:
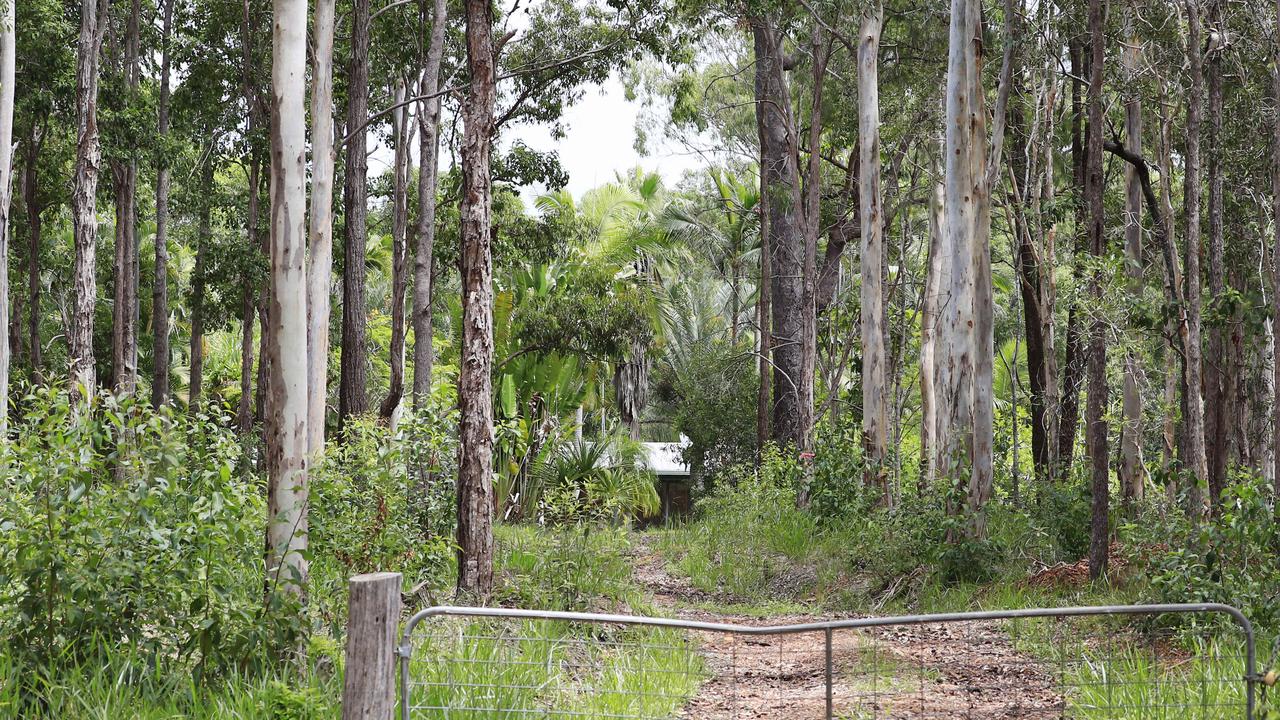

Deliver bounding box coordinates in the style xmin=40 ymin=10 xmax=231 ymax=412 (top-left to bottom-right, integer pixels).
xmin=3 ymin=388 xmax=1278 ymax=717
xmin=0 ymin=387 xmax=668 ymax=717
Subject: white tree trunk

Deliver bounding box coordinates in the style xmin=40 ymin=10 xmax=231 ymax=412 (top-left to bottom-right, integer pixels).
xmin=937 ymin=0 xmax=976 ymax=490
xmin=306 ymin=0 xmax=336 ymax=459
xmin=266 ymin=0 xmax=310 ymax=598
xmin=858 ymin=7 xmax=888 ymax=502
xmin=939 ymin=0 xmax=991 ymax=538
xmin=0 ymin=0 xmax=14 ymax=433
xmin=920 ymin=176 xmax=946 ymax=491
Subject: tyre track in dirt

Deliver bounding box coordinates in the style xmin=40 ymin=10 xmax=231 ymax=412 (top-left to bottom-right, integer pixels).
xmin=630 ymin=534 xmax=1066 ymax=719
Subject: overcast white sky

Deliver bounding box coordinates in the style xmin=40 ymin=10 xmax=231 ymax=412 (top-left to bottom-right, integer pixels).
xmin=504 ymin=74 xmax=706 ymax=203
xmin=368 ymin=72 xmax=707 ymax=208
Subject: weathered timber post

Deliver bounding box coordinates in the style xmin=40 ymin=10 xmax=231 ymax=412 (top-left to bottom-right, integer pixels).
xmin=342 ymin=572 xmax=402 ymax=719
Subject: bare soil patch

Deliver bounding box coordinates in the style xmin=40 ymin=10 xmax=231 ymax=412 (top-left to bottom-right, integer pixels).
xmin=632 ymin=534 xmax=1066 ymax=719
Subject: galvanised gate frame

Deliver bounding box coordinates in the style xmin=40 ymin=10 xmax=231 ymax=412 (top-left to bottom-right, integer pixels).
xmin=399 ymin=603 xmax=1259 ymax=719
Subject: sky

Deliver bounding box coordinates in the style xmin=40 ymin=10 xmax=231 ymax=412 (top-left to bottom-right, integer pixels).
xmin=367 ymin=72 xmax=709 ymax=208
xmin=506 ymin=73 xmax=707 ymax=204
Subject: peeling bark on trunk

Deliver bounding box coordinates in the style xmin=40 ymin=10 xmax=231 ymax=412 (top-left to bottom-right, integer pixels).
xmin=307 ymin=0 xmax=336 ymax=452
xmin=456 ymin=0 xmax=497 ymax=600
xmin=110 ymin=159 xmax=137 ymax=392
xmin=858 ymin=8 xmax=888 ymax=502
xmin=265 ymin=0 xmax=310 ymax=599
xmin=70 ymin=0 xmax=108 ymax=398
xmin=151 ymin=0 xmax=174 ymax=408
xmin=413 ymin=0 xmax=448 ymax=409
xmin=339 ymin=0 xmax=372 ymax=424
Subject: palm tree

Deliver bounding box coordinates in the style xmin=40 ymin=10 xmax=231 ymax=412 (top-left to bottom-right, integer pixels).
xmin=663 ymin=169 xmax=761 ymax=346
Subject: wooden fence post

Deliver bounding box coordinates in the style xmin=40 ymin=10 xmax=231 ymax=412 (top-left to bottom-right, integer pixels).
xmin=342 ymin=572 xmax=402 ymax=719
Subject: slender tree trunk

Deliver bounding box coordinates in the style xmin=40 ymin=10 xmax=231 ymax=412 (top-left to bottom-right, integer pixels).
xmin=1085 ymin=0 xmax=1109 ymax=580
xmin=1120 ymin=4 xmax=1145 ymax=507
xmin=151 ymin=0 xmax=174 ymax=408
xmin=339 ymin=0 xmax=372 ymax=424
xmin=1008 ymin=25 xmax=1055 ymax=486
xmin=920 ymin=174 xmax=945 ymax=491
xmin=22 ymin=122 xmax=43 ymax=376
xmin=111 ymin=0 xmax=142 ymax=395
xmin=756 ymin=154 xmax=772 ymax=453
xmin=1105 ymin=102 xmax=1198 ymax=512
xmin=1273 ymin=0 xmax=1280 ymax=503
xmin=307 ymin=0 xmax=336 ymax=452
xmin=265 ymin=0 xmax=310 ymax=599
xmin=237 ymin=157 xmax=262 ymax=432
xmin=188 ymin=159 xmax=214 ymax=407
xmin=380 ymin=79 xmax=411 ymax=420
xmin=456 ymin=0 xmax=497 ymax=600
xmin=239 ymin=0 xmax=266 ymax=433
xmin=795 ymin=22 xmax=826 ymax=506
xmin=413 ymin=0 xmax=448 ymax=409
xmin=0 ymin=0 xmax=13 ymax=433
xmin=238 ymin=277 xmax=256 ymax=430
xmin=1184 ymin=0 xmax=1210 ymax=515
xmin=1204 ymin=0 xmax=1229 ymax=510
xmin=70 ymin=0 xmax=107 ymax=397
xmin=1261 ymin=318 xmax=1274 ymax=488
xmin=751 ymin=17 xmax=809 ymax=462
xmin=858 ymin=7 xmax=888 ymax=502
xmin=1058 ymin=37 xmax=1088 ymax=479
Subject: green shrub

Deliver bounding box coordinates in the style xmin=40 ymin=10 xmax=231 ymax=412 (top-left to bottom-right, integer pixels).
xmin=532 ymin=435 xmax=660 ymax=525
xmin=1134 ymin=472 xmax=1280 ymax=630
xmin=310 ymin=412 xmax=454 ymax=632
xmin=0 ymin=387 xmax=293 ymax=676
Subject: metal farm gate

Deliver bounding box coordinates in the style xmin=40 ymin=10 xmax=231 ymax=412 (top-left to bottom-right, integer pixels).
xmin=397 ymin=603 xmax=1260 ymax=719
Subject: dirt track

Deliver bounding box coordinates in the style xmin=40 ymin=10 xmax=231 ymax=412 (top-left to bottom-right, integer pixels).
xmin=632 ymin=535 xmax=1067 ymax=719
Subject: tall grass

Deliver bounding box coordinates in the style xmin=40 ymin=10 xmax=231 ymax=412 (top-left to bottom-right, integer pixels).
xmin=405 ymin=619 xmax=703 ymax=719
xmin=1067 ymin=636 xmax=1249 ymax=720
xmin=0 ymin=646 xmax=340 ymax=719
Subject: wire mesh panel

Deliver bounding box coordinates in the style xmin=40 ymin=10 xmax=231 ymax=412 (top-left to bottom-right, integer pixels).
xmin=833 ymin=613 xmax=1253 ymax=719
xmin=398 ymin=604 xmax=1256 ymax=720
